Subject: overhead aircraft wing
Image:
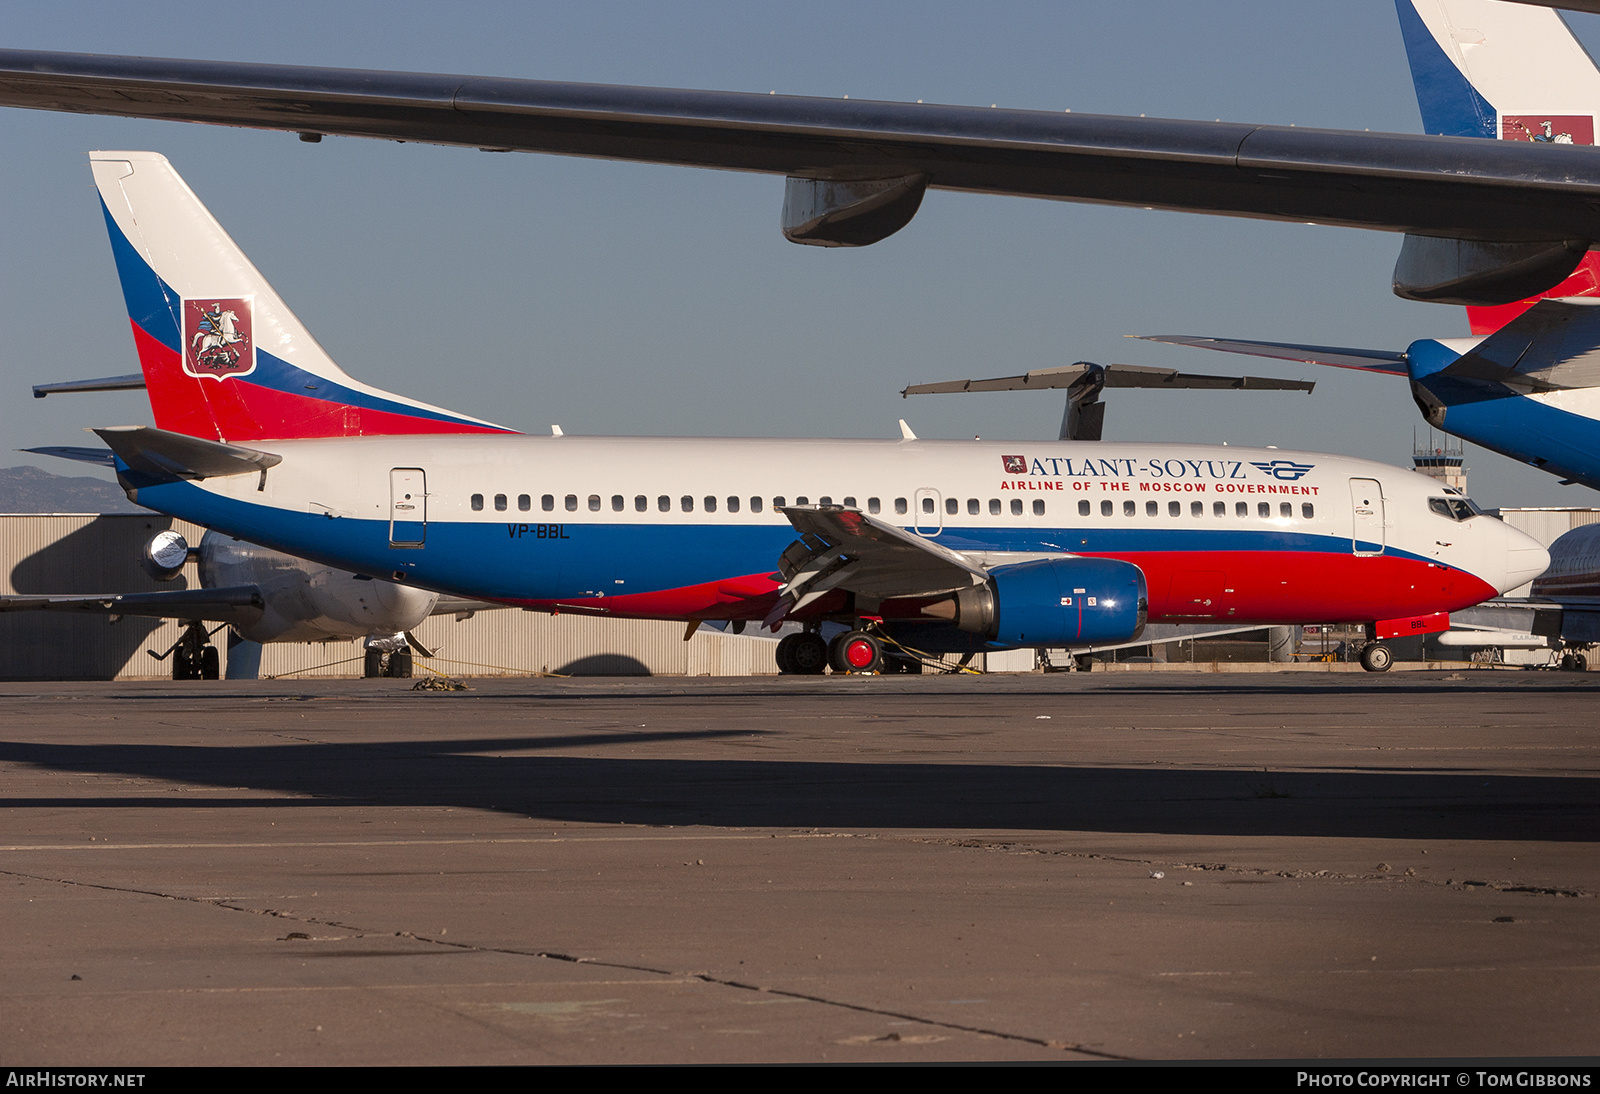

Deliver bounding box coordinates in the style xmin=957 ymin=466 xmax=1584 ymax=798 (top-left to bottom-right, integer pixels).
xmin=767 ymin=505 xmax=987 ymax=627
xmin=7 ymin=50 xmax=1600 ymax=258
xmin=1138 ymin=336 xmax=1411 ymax=376
xmin=0 ymin=585 xmax=266 ymax=626
xmin=903 ymin=362 xmax=1315 ymax=395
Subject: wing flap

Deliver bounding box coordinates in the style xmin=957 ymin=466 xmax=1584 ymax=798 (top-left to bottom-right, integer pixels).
xmin=1138 ymin=335 xmax=1410 ymax=375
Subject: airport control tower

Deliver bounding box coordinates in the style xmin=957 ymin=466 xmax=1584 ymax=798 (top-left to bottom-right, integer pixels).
xmin=1413 ymin=431 xmax=1467 ymax=493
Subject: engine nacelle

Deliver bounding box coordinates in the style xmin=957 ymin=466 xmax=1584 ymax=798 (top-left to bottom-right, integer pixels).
xmin=931 ymin=557 xmax=1148 ymax=647
xmin=142 ymin=530 xmax=190 ymax=582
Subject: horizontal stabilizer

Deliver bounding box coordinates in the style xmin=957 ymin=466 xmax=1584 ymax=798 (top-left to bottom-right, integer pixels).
xmin=1439 ymin=298 xmax=1600 ymax=392
xmin=903 ymin=362 xmax=1314 ymax=396
xmin=0 ymin=585 xmax=265 ymax=625
xmin=92 ymin=425 xmax=282 ymax=480
xmin=1138 ymin=336 xmax=1409 ymax=376
xmin=33 ymin=373 xmax=146 ymax=398
xmin=22 ymin=446 xmax=117 ymax=468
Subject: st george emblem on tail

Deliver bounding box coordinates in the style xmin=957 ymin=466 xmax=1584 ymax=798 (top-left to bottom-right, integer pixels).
xmin=183 ymin=298 xmax=254 ymax=379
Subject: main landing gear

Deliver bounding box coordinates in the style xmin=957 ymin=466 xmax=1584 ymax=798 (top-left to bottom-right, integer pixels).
xmin=775 ymin=625 xmax=923 ymax=675
xmin=160 ymin=621 xmax=222 ymax=680
xmin=363 ymin=634 xmax=414 ymax=678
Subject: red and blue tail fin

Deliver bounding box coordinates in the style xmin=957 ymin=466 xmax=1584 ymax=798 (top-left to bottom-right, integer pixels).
xmin=1396 ymin=0 xmax=1600 ymax=333
xmin=92 ymin=151 xmax=514 ymax=442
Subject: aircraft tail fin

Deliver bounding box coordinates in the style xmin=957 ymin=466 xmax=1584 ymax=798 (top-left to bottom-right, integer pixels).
xmin=91 ymin=151 xmax=513 ymax=442
xmin=1396 ymin=1 xmax=1600 ymax=333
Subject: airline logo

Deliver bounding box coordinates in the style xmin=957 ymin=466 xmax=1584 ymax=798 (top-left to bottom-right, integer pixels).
xmin=1002 ymin=455 xmax=1027 ymax=474
xmin=182 ymin=297 xmax=256 ymax=380
xmin=1501 ymin=115 xmax=1594 ymax=145
xmin=1250 ymin=459 xmax=1316 ymax=482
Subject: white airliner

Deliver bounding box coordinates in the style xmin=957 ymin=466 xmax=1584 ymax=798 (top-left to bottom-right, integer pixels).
xmin=81 ymin=151 xmax=1547 ymax=673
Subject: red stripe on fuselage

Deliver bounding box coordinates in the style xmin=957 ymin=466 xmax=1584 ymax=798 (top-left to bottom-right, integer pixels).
xmin=502 ymin=551 xmax=1495 ymax=626
xmin=129 ymin=321 xmax=507 ymax=440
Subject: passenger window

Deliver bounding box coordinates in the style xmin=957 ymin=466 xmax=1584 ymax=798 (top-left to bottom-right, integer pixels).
xmin=727 ymin=496 xmax=740 ymax=513
xmin=1124 ymin=500 xmax=1135 ymax=517
xmin=658 ymin=495 xmax=671 ymax=512
xmin=565 ymin=494 xmax=578 ymax=512
xmin=681 ymin=496 xmax=694 ymax=512
xmin=1168 ymin=501 xmax=1180 ymax=517
xmin=1258 ymin=502 xmax=1270 ymax=519
xmin=1280 ymin=502 xmax=1292 ymax=519
xmin=470 ymin=493 xmax=484 ymax=512
xmin=1191 ymin=501 xmax=1203 ymax=517
xmin=1101 ymin=500 xmax=1112 ymax=517
xmin=922 ymin=497 xmax=935 ymax=514
xmin=495 ymin=494 xmax=507 ymax=511
xmin=1079 ymin=500 xmax=1091 ymax=516
xmin=1236 ymin=502 xmax=1247 ymax=518
xmin=635 ymin=495 xmax=648 ymax=512
xmin=542 ymin=494 xmax=555 ymax=512
xmin=895 ymin=498 xmax=908 ymax=515
xmin=868 ymin=498 xmax=881 ymax=514
xmin=945 ymin=497 xmax=958 ymax=516
xmin=1302 ymin=503 xmax=1315 ymax=519
xmin=796 ymin=496 xmax=809 ymax=505
xmin=1032 ymin=500 xmax=1045 ymax=516
xmin=1012 ymin=499 xmax=1023 ymax=516
xmin=1214 ymin=501 xmax=1225 ymax=517
xmin=819 ymin=496 xmax=832 ymax=506
xmin=966 ymin=498 xmax=978 ymax=516
xmin=773 ymin=496 xmax=785 ymax=509
xmin=611 ymin=495 xmax=624 ymax=512
xmin=518 ymin=494 xmax=531 ymax=512
xmin=843 ymin=497 xmax=856 ymax=508
xmin=704 ymin=496 xmax=717 ymax=512
xmin=1146 ymin=501 xmax=1158 ymax=517
xmin=751 ymin=497 xmax=764 ymax=513
xmin=588 ymin=495 xmax=601 ymax=512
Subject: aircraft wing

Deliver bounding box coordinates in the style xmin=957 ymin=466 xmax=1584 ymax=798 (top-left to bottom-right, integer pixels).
xmin=903 ymin=362 xmax=1315 ymax=395
xmin=7 ymin=50 xmax=1600 ymax=248
xmin=768 ymin=505 xmax=987 ymax=626
xmin=0 ymin=585 xmax=266 ymax=626
xmin=1137 ymin=336 xmax=1411 ymax=376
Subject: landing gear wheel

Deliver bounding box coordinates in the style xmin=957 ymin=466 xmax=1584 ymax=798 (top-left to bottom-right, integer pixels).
xmin=789 ymin=633 xmax=828 ymax=675
xmin=1360 ymin=643 xmax=1393 ymax=673
xmin=1579 ymin=654 xmax=1589 ymax=672
xmin=199 ymin=646 xmax=220 ymax=680
xmin=831 ymin=631 xmax=883 ymax=674
xmin=364 ymin=649 xmax=387 ymax=678
xmin=386 ymin=649 xmax=414 ymax=678
xmin=1561 ymin=653 xmax=1576 ymax=672
xmin=172 ymin=649 xmax=196 ymax=681
xmin=774 ymin=634 xmax=800 ymax=674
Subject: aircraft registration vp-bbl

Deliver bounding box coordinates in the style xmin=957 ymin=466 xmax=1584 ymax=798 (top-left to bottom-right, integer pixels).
xmin=85 ymin=152 xmax=1548 ymax=673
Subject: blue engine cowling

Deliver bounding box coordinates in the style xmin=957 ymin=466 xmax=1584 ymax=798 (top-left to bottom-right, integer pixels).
xmin=929 ymin=557 xmax=1148 ymax=648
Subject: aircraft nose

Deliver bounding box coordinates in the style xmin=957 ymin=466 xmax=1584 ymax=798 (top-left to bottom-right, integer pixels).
xmin=1498 ymin=523 xmax=1550 ymax=594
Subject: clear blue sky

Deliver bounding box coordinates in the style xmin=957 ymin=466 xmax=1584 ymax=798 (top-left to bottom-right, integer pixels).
xmin=3 ymin=0 xmax=1597 ymax=509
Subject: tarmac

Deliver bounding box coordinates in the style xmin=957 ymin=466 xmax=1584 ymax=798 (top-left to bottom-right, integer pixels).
xmin=3 ymin=670 xmax=1598 ymax=1064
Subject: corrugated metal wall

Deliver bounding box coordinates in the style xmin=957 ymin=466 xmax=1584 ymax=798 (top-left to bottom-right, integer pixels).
xmin=0 ymin=514 xmax=780 ymax=680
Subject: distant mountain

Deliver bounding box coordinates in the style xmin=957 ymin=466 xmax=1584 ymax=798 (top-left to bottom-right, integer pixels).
xmin=0 ymin=465 xmax=144 ymax=513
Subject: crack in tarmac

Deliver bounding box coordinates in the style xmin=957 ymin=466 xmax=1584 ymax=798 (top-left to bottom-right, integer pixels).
xmin=1 ymin=866 xmax=1128 ymax=1061
xmin=897 ymin=836 xmax=1597 ymax=898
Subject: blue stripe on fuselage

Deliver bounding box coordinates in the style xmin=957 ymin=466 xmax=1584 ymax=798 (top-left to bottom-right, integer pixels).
xmin=127 ymin=477 xmax=1431 ymax=602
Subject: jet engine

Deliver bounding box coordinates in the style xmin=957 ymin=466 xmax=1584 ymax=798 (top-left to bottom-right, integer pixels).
xmin=925 ymin=557 xmax=1148 ymax=647
xmin=141 ymin=529 xmax=191 ymax=581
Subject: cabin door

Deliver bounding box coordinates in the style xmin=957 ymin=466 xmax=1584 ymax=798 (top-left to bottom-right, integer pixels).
xmin=1349 ymin=478 xmax=1385 ymax=556
xmin=390 ymin=467 xmax=427 ymax=547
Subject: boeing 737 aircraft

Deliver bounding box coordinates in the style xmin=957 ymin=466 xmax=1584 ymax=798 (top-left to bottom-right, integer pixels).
xmin=1148 ymin=0 xmax=1600 ymax=496
xmin=75 ymin=151 xmax=1547 ymax=673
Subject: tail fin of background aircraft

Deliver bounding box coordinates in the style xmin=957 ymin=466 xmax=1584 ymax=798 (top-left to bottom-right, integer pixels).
xmin=92 ymin=151 xmax=512 ymax=442
xmin=1397 ymin=0 xmax=1600 ymax=333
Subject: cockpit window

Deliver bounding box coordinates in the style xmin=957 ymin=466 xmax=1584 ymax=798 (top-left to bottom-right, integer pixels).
xmin=1429 ymin=497 xmax=1478 ymax=521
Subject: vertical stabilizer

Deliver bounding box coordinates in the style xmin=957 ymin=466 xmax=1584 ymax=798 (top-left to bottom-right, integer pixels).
xmin=92 ymin=151 xmax=512 ymax=442
xmin=1397 ymin=1 xmax=1600 ymax=332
